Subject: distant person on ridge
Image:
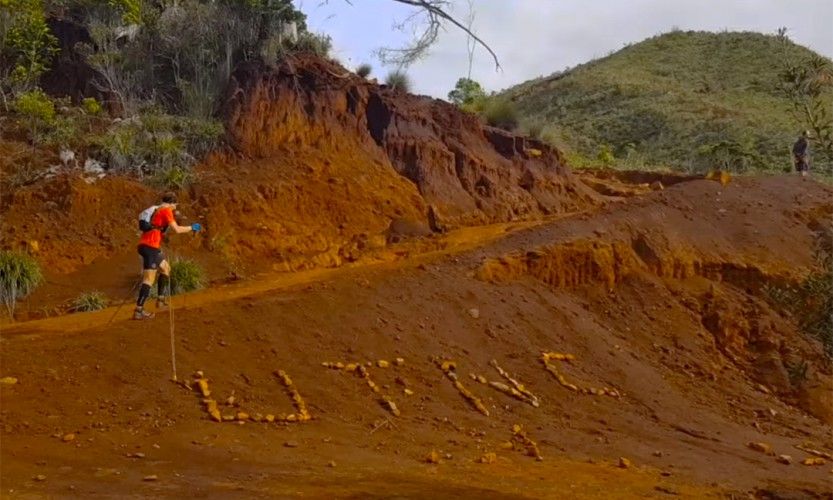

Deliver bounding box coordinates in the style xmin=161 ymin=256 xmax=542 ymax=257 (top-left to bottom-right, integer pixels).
xmin=134 ymin=193 xmax=201 ymax=320
xmin=792 ymin=130 xmax=811 ymax=177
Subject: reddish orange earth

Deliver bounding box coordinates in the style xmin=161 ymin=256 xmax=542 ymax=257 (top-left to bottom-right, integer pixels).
xmin=2 ymin=175 xmax=832 ymax=498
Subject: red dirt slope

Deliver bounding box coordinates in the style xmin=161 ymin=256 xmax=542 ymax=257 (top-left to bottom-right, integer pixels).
xmin=1 ymin=55 xmax=595 ymax=277
xmin=1 ymin=175 xmax=831 ymax=498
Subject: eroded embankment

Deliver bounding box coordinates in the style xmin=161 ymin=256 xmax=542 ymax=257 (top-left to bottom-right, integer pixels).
xmin=475 ymin=228 xmax=833 ymax=423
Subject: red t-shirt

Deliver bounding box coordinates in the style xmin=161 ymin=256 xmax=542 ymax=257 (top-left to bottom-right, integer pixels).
xmin=139 ymin=206 xmax=175 ymax=249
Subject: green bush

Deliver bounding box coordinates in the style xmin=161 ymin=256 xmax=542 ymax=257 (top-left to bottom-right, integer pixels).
xmin=597 ymin=144 xmax=615 ymax=166
xmin=70 ymin=291 xmax=108 ymax=312
xmin=154 ymin=165 xmax=193 ymax=190
xmin=14 ymin=89 xmax=55 ymax=144
xmin=356 ymin=63 xmax=372 ymax=78
xmin=45 ymin=116 xmax=79 ymax=149
xmin=293 ymin=31 xmax=332 ymax=56
xmin=385 ymin=70 xmax=411 ymax=93
xmin=0 ymin=250 xmax=43 ymax=316
xmin=765 ymin=231 xmax=833 ymax=358
xmin=82 ymin=97 xmax=103 ymax=115
xmin=169 ymin=258 xmax=206 ymax=295
xmin=482 ymin=98 xmax=518 ymax=131
xmin=93 ymin=114 xmax=222 ymax=178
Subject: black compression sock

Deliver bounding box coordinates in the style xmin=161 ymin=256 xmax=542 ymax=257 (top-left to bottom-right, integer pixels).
xmin=157 ymin=274 xmax=169 ymax=298
xmin=137 ymin=283 xmax=151 ymax=307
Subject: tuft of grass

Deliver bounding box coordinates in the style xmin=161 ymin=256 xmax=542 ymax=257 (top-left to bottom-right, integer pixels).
xmin=482 ymin=98 xmax=519 ymax=131
xmin=765 ymin=228 xmax=833 ymax=358
xmin=169 ymin=258 xmax=206 ymax=295
xmin=385 ymin=70 xmax=411 ymax=93
xmin=356 ymin=63 xmax=372 ymax=78
xmin=153 ymin=165 xmax=194 ymax=190
xmin=0 ymin=251 xmax=43 ymax=317
xmin=70 ymin=291 xmax=108 ymax=312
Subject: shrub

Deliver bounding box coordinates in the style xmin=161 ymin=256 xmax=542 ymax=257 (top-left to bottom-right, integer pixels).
xmin=597 ymin=144 xmax=615 ymax=166
xmin=356 ymin=63 xmax=372 ymax=78
xmin=765 ymin=230 xmax=833 ymax=358
xmin=293 ymin=31 xmax=332 ymax=56
xmin=70 ymin=291 xmax=108 ymax=312
xmin=385 ymin=70 xmax=411 ymax=93
xmin=169 ymin=258 xmax=205 ymax=295
xmin=0 ymin=250 xmax=43 ymax=316
xmin=45 ymin=116 xmax=79 ymax=149
xmin=482 ymin=98 xmax=518 ymax=130
xmin=14 ymin=88 xmax=55 ymax=144
xmin=448 ymin=78 xmax=486 ymax=106
xmin=524 ymin=121 xmax=545 ymax=140
xmin=154 ymin=165 xmax=193 ymax=190
xmin=82 ymin=97 xmax=103 ymax=115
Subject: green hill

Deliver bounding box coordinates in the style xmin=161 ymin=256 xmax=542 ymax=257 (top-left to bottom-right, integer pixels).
xmin=503 ymin=31 xmax=832 ymax=173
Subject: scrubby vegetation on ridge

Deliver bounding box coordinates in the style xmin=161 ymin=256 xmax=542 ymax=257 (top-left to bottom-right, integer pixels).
xmin=502 ymin=31 xmax=833 ymax=174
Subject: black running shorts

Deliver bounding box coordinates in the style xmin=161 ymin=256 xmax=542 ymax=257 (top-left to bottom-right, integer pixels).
xmin=138 ymin=244 xmax=164 ymax=270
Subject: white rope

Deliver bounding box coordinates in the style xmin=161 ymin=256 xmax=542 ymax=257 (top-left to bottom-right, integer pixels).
xmin=168 ymin=278 xmax=177 ymax=382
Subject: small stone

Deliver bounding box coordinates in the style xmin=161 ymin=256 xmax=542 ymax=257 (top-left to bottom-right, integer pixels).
xmin=34 ymin=474 xmax=46 ymax=482
xmin=265 ymin=414 xmax=275 ymax=423
xmin=327 ymin=461 xmax=336 ymax=468
xmin=0 ymin=377 xmax=18 ymax=385
xmin=129 ymin=452 xmax=145 ymax=459
xmin=235 ymin=412 xmax=249 ymax=421
xmin=284 ymin=441 xmax=299 ymax=448
xmin=395 ymin=358 xmax=405 ymax=366
xmin=425 ymin=450 xmax=441 ymax=464
xmin=468 ymin=308 xmax=480 ymax=319
xmin=377 ymin=360 xmax=390 ymax=369
xmin=746 ymin=442 xmax=772 ymax=455
xmin=226 ymin=396 xmax=235 ymax=406
xmin=776 ymin=455 xmax=792 ymax=465
xmin=403 ymin=388 xmax=414 ymax=396
xmin=618 ymin=457 xmax=632 ymax=469
xmin=143 ymin=475 xmax=158 ymax=482
xmin=62 ymin=433 xmax=76 ymax=442
xmin=652 ymin=451 xmax=663 ymax=457
xmin=478 ymin=452 xmax=497 ymax=464
xmin=802 ymin=457 xmax=826 ymax=466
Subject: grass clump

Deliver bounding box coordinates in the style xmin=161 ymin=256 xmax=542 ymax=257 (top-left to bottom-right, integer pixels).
xmin=482 ymin=98 xmax=519 ymax=131
xmin=356 ymin=63 xmax=372 ymax=78
xmin=765 ymin=227 xmax=833 ymax=358
xmin=0 ymin=251 xmax=43 ymax=317
xmin=169 ymin=258 xmax=206 ymax=295
xmin=70 ymin=291 xmax=108 ymax=312
xmin=385 ymin=70 xmax=411 ymax=93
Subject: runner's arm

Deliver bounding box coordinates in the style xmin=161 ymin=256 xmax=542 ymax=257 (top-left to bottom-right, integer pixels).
xmin=168 ymin=220 xmax=194 ymax=234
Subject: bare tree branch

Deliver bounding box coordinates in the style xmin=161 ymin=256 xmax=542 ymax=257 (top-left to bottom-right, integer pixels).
xmin=382 ymin=0 xmax=500 ymax=70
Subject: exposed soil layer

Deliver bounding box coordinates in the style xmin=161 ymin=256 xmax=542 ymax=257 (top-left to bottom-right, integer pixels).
xmin=2 ymin=55 xmax=596 ymax=277
xmin=1 ymin=175 xmax=831 ymax=498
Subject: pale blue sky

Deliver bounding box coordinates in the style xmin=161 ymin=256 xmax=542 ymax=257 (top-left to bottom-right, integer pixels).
xmin=296 ymin=0 xmax=833 ymax=99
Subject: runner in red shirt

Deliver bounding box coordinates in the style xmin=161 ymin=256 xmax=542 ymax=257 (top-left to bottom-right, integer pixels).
xmin=134 ymin=193 xmax=202 ymax=320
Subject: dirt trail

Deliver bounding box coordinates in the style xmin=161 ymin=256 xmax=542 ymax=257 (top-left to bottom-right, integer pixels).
xmin=2 ymin=174 xmax=832 ymax=499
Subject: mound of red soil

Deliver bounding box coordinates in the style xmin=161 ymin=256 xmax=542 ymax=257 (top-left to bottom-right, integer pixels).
xmin=1 ymin=175 xmax=831 ymax=498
